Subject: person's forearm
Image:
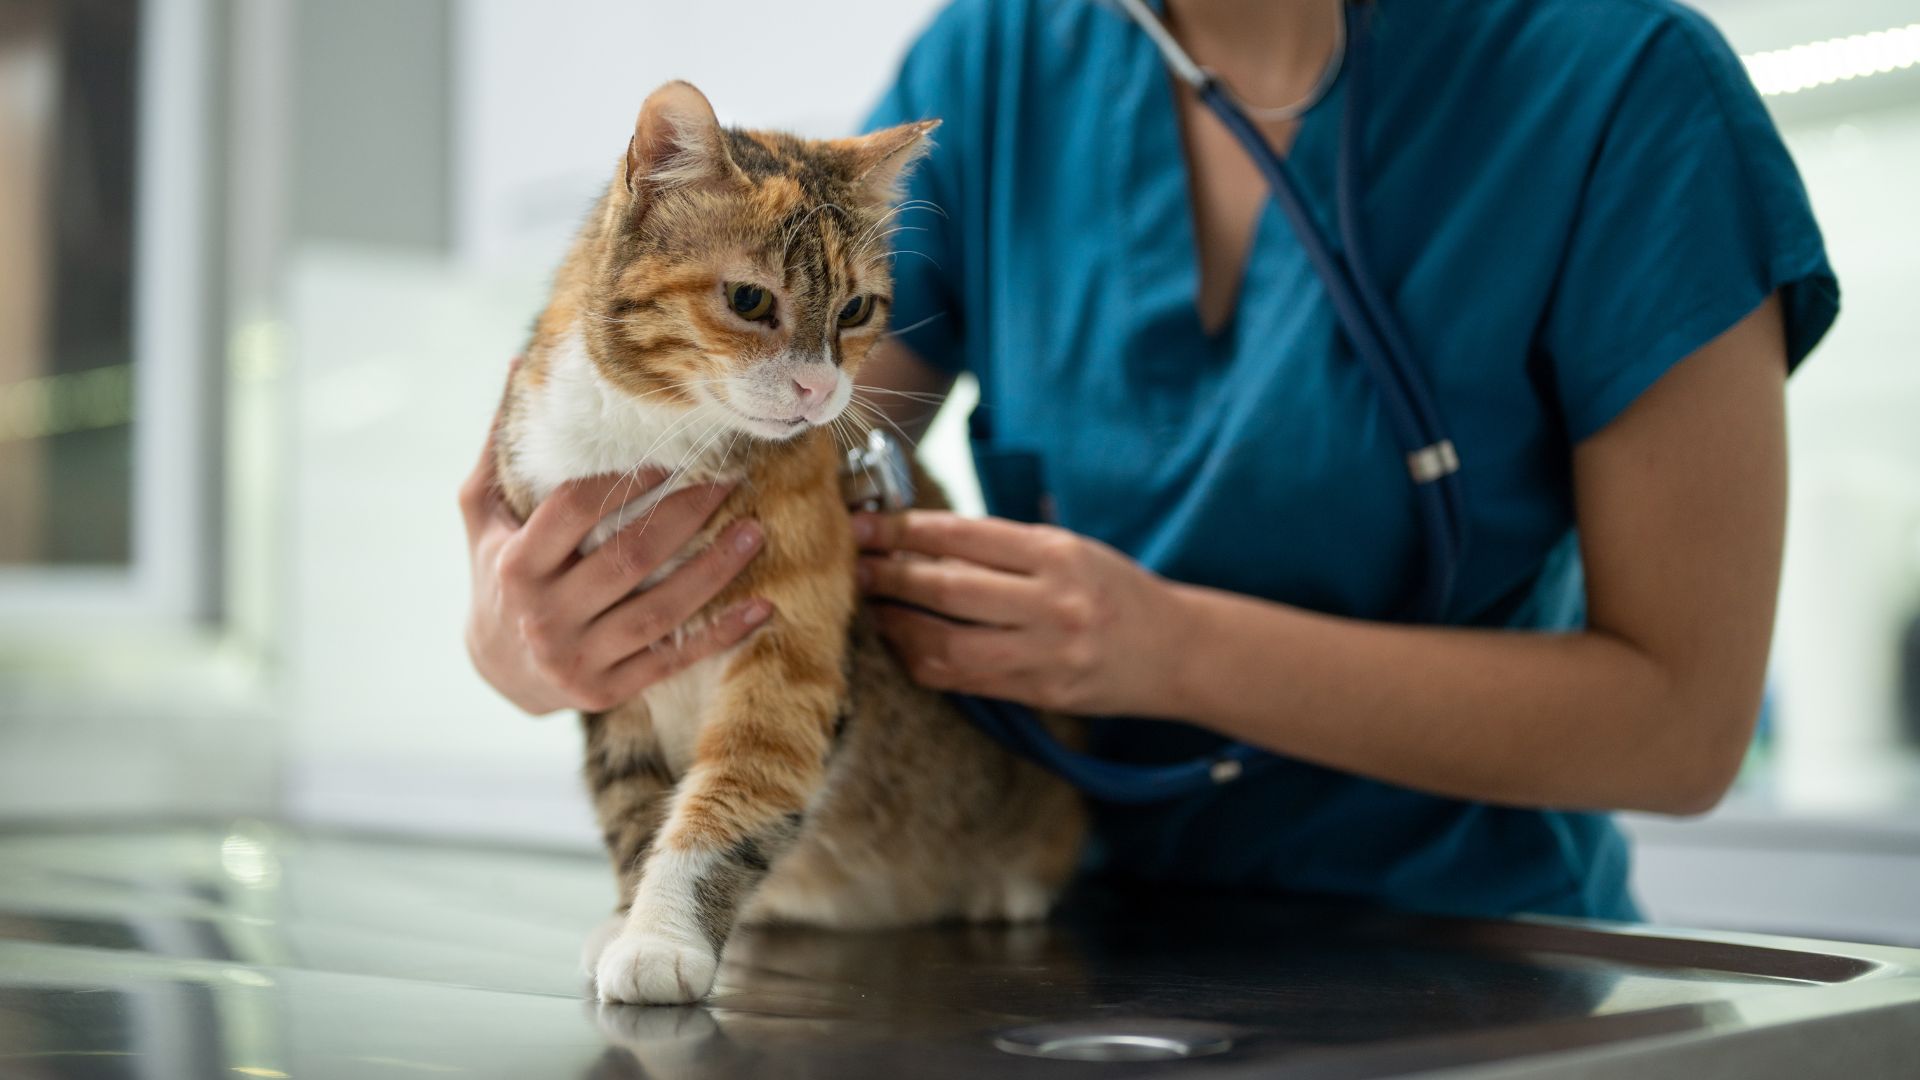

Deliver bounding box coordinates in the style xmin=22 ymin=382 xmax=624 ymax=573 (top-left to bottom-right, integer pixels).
xmin=1158 ymin=583 xmax=1756 ymax=815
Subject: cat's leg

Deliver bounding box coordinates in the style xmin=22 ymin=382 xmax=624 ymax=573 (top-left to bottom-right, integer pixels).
xmin=580 ymin=708 xmax=678 ymax=978
xmin=594 ymin=636 xmax=841 ymax=1005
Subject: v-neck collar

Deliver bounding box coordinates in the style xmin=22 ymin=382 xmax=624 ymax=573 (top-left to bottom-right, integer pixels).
xmin=1117 ymin=2 xmax=1354 ymax=354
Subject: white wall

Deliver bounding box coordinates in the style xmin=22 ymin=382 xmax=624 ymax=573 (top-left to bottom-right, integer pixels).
xmin=1769 ymin=102 xmax=1920 ymax=812
xmin=453 ymin=0 xmax=948 ymax=270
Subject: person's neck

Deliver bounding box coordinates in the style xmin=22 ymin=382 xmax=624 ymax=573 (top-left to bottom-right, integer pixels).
xmin=1162 ymin=0 xmax=1344 ymax=109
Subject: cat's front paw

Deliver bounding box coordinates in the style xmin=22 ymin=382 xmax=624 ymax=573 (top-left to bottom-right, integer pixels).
xmin=594 ymin=929 xmax=719 ymax=1005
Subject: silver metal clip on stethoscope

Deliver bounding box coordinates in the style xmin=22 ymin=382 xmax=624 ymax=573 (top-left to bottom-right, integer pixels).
xmin=865 ymin=0 xmax=1472 ymax=804
xmin=844 ymin=429 xmax=916 ymax=513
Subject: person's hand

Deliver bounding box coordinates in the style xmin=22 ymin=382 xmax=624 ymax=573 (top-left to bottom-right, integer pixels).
xmin=853 ymin=511 xmax=1186 ymax=717
xmin=459 ymin=401 xmax=771 ymax=716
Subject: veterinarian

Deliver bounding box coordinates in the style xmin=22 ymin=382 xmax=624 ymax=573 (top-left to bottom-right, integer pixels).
xmin=462 ymin=0 xmax=1836 ymax=922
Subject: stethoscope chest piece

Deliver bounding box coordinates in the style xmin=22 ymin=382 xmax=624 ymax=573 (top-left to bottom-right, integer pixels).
xmin=842 ymin=429 xmax=916 ymax=513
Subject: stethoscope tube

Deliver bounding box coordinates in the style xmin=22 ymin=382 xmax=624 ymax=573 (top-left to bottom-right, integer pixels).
xmin=1190 ymin=7 xmax=1466 ymax=623
xmin=1332 ymin=10 xmax=1471 ymax=615
xmin=951 ymin=0 xmax=1470 ymax=804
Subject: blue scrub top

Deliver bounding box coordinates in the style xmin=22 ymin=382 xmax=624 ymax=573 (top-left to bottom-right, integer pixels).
xmin=864 ymin=0 xmax=1838 ymax=921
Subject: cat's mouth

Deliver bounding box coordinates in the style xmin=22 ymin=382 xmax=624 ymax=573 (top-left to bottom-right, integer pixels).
xmin=712 ymin=397 xmax=811 ymax=439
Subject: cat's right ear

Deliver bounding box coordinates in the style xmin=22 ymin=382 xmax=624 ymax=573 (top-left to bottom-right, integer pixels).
xmin=624 ymin=81 xmax=740 ymax=201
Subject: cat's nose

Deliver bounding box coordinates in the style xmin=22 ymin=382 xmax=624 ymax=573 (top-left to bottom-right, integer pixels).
xmin=790 ymin=366 xmax=839 ymax=414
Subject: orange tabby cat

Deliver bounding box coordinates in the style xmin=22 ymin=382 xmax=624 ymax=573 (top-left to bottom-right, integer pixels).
xmin=493 ymin=82 xmax=1084 ymax=1005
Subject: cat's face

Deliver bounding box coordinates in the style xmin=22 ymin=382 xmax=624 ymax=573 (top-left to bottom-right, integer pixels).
xmin=588 ymin=82 xmax=936 ymax=443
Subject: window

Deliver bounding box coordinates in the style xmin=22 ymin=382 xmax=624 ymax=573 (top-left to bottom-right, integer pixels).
xmin=0 ymin=0 xmax=216 ymax=624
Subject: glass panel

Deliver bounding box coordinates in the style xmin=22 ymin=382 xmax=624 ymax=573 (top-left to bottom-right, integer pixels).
xmin=0 ymin=0 xmax=138 ymax=567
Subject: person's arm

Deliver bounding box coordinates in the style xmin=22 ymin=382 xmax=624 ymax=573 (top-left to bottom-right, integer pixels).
xmin=460 ymin=373 xmax=771 ymax=715
xmin=857 ymin=296 xmax=1787 ymax=816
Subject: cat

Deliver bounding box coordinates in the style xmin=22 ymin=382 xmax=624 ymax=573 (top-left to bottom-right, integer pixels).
xmin=492 ymin=81 xmax=1085 ymax=1006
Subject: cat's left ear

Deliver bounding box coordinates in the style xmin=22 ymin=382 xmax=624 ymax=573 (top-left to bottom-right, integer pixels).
xmin=832 ymin=119 xmax=940 ymax=203
xmin=625 ymin=81 xmax=742 ymax=200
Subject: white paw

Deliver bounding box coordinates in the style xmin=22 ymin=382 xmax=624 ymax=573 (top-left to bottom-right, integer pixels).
xmin=965 ymin=877 xmax=1054 ymax=923
xmin=580 ymin=913 xmax=625 ymax=980
xmin=999 ymin=878 xmax=1055 ymax=923
xmin=594 ymin=929 xmax=719 ymax=1005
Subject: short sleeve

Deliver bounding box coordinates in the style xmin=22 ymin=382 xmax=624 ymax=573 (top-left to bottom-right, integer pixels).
xmin=1540 ymin=12 xmax=1839 ymax=443
xmin=861 ymin=1 xmax=985 ymax=375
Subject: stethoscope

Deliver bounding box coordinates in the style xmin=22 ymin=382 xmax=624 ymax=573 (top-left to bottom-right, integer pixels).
xmin=853 ymin=0 xmax=1470 ymax=803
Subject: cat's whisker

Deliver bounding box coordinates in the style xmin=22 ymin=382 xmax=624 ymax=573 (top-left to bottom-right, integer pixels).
xmin=595 ymin=407 xmax=719 ymax=563
xmin=850 ymin=396 xmax=939 ymax=436
xmin=597 ymin=381 xmax=754 ymax=550
xmin=888 ymin=248 xmax=942 ymax=271
xmin=610 ymin=375 xmax=732 ymax=418
xmin=853 ymin=198 xmax=945 ymax=249
xmin=845 ymin=397 xmax=916 ymax=447
xmin=855 ymin=200 xmax=915 ymax=236
xmin=839 ymin=406 xmax=873 ymax=441
xmin=605 ymin=404 xmax=714 ymax=528
xmin=854 ymin=385 xmax=948 ymax=404
xmin=606 ymin=460 xmax=655 ymax=565
xmin=878 ymin=311 xmax=949 ymax=341
xmin=631 ymin=403 xmax=712 ymax=468
xmin=852 ymin=225 xmax=929 ymax=262
xmin=840 ymin=411 xmax=876 ymax=449
xmin=632 ymin=416 xmax=732 ymax=538
xmin=893 ymin=197 xmax=948 ymax=219
xmin=780 ymin=201 xmax=847 ymax=266
xmin=850 ymin=196 xmax=947 ymax=251
xmin=719 ymin=426 xmax=746 ymax=472
xmin=837 ymin=409 xmax=875 ymax=447
xmin=849 ymin=211 xmax=904 ymax=252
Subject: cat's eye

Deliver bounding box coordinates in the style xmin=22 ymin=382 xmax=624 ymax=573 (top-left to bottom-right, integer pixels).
xmin=837 ymin=294 xmax=875 ymax=329
xmin=726 ymin=282 xmax=774 ymax=322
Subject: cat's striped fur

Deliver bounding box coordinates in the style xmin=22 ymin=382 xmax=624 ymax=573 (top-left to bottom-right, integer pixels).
xmin=493 ymin=82 xmax=1083 ymax=1005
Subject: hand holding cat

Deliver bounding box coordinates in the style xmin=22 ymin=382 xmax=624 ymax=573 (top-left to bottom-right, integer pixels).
xmin=460 ymin=414 xmax=772 ymax=716
xmin=854 ymin=511 xmax=1186 ymax=718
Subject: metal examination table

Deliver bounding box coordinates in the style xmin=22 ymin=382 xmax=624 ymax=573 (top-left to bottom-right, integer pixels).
xmin=1 ymin=822 xmax=1916 ymax=1078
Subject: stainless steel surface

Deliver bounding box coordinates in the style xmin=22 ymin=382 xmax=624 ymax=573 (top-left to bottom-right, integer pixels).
xmin=2 ymin=821 xmax=1918 ymax=1078
xmin=993 ymin=1020 xmax=1239 ymax=1061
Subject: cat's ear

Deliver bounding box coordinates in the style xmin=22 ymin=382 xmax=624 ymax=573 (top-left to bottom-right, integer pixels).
xmin=625 ymin=81 xmax=739 ymax=199
xmin=832 ymin=119 xmax=940 ymax=203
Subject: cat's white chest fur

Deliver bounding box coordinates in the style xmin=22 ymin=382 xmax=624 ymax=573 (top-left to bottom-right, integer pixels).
xmin=511 ymin=325 xmax=742 ymax=550
xmin=509 ymin=325 xmax=743 ymax=768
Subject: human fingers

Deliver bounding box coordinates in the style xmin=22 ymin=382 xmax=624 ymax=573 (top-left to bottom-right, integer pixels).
xmin=572 ymin=520 xmax=765 ymax=671
xmin=857 ymin=554 xmax=1046 ymax=626
xmin=555 ymin=482 xmax=735 ymax=617
xmin=583 ymin=599 xmax=775 ymax=710
xmin=871 ymin=604 xmax=1027 ymax=694
xmin=496 ymin=469 xmax=671 ymax=586
xmin=850 ymin=510 xmax=1062 ymax=574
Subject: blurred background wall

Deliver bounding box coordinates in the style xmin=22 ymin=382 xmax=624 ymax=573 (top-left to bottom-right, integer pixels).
xmin=1 ymin=0 xmax=1917 ymax=944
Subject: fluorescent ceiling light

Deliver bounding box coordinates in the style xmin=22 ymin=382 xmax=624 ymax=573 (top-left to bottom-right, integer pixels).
xmin=1742 ymin=23 xmax=1920 ymax=97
